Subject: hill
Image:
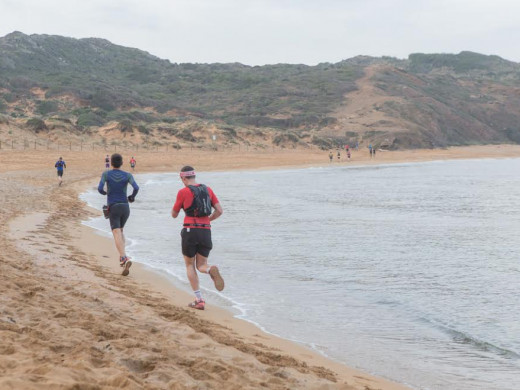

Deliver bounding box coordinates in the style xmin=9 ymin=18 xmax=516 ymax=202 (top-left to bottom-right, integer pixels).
xmin=1 ymin=32 xmax=520 ymax=150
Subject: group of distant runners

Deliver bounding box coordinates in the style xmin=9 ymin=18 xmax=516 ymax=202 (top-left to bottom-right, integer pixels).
xmin=328 ymin=143 xmax=377 ymax=162
xmin=54 ymin=154 xmax=224 ymax=311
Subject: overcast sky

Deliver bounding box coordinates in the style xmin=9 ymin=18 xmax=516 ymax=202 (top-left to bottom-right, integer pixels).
xmin=0 ymin=0 xmax=519 ymax=65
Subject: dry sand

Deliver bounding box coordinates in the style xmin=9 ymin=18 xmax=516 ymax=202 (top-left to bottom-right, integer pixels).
xmin=1 ymin=145 xmax=519 ymax=389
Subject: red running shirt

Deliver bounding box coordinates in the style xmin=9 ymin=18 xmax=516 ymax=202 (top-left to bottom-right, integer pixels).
xmin=173 ymin=185 xmax=219 ymax=229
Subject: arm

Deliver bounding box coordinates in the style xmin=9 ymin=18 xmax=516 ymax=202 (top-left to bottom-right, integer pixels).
xmin=126 ymin=173 xmax=139 ymax=202
xmin=127 ymin=175 xmax=139 ymax=201
xmin=208 ymin=188 xmax=222 ymax=222
xmin=171 ymin=190 xmax=183 ymax=218
xmin=97 ymin=171 xmax=107 ymax=195
xmin=209 ymin=202 xmax=223 ymax=222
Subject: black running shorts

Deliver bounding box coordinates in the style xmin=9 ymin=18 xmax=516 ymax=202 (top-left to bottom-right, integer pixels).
xmin=181 ymin=228 xmax=212 ymax=258
xmin=109 ymin=203 xmax=130 ymax=230
xmin=57 ymin=170 xmax=64 ymax=177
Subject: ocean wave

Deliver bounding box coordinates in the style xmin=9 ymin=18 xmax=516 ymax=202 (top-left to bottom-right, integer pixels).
xmin=420 ymin=317 xmax=520 ymax=361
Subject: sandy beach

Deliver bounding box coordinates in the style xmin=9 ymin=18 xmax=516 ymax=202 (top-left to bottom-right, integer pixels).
xmin=1 ymin=145 xmax=519 ymax=389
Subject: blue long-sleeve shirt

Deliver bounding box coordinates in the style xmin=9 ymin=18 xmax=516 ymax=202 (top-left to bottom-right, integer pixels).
xmin=98 ymin=169 xmax=139 ymax=205
xmin=55 ymin=160 xmax=66 ymax=171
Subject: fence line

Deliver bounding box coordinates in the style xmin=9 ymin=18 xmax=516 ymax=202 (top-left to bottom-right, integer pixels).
xmin=0 ymin=139 xmax=322 ymax=153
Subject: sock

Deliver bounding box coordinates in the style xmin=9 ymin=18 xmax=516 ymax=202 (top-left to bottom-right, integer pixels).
xmin=194 ymin=290 xmax=203 ymax=300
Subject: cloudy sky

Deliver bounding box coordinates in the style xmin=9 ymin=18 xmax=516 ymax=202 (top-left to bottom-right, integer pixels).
xmin=0 ymin=0 xmax=519 ymax=65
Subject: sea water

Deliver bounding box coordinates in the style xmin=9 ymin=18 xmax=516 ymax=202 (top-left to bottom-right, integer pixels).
xmin=81 ymin=158 xmax=520 ymax=390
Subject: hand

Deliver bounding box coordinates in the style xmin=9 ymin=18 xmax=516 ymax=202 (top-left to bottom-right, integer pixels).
xmin=128 ymin=195 xmax=135 ymax=203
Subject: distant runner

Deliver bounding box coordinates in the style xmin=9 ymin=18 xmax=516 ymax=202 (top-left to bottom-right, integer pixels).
xmin=105 ymin=155 xmax=110 ymax=170
xmin=130 ymin=156 xmax=136 ymax=171
xmin=54 ymin=156 xmax=66 ymax=186
xmin=329 ymin=151 xmax=333 ymax=163
xmin=337 ymin=149 xmax=341 ymax=162
xmin=347 ymin=150 xmax=351 ymax=161
xmin=98 ymin=153 xmax=139 ymax=276
xmin=171 ymin=165 xmax=224 ymax=310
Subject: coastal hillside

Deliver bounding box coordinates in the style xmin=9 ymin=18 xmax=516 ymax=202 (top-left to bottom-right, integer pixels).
xmin=1 ymin=31 xmax=520 ymax=150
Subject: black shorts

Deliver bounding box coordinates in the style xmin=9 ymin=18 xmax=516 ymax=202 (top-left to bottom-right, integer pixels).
xmin=109 ymin=203 xmax=130 ymax=230
xmin=181 ymin=228 xmax=212 ymax=258
xmin=57 ymin=170 xmax=64 ymax=177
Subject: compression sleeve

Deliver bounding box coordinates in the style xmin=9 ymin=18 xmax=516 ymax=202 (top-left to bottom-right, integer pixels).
xmin=98 ymin=171 xmax=107 ymax=195
xmin=128 ymin=173 xmax=139 ymax=198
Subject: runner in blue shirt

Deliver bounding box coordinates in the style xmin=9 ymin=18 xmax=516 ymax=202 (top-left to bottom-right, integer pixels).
xmin=54 ymin=157 xmax=66 ymax=186
xmin=98 ymin=153 xmax=139 ymax=276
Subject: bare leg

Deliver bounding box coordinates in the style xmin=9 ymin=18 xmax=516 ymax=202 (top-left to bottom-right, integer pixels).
xmin=184 ymin=256 xmax=199 ymax=291
xmin=195 ymin=254 xmax=211 ymax=274
xmin=196 ymin=254 xmax=224 ymax=291
xmin=112 ymin=228 xmax=126 ymax=257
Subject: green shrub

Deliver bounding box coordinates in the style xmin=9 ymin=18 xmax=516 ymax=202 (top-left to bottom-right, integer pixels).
xmin=157 ymin=126 xmax=178 ymax=135
xmin=137 ymin=125 xmax=149 ymax=134
xmin=221 ymin=127 xmax=237 ymax=137
xmin=26 ymin=118 xmax=48 ymax=132
xmin=177 ymin=129 xmax=196 ymax=142
xmin=311 ymin=135 xmax=333 ymax=150
xmin=77 ymin=111 xmax=106 ymax=127
xmin=36 ymin=100 xmax=59 ymax=115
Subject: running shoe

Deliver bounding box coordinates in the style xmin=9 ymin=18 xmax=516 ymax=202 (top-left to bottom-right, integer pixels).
xmin=209 ymin=266 xmax=225 ymax=291
xmin=120 ymin=256 xmax=132 ymax=276
xmin=188 ymin=299 xmax=205 ymax=310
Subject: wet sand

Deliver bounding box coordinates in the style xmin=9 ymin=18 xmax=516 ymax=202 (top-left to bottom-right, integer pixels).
xmin=1 ymin=145 xmax=518 ymax=389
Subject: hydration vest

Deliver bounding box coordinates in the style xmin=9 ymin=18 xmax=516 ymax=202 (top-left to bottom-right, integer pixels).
xmin=185 ymin=184 xmax=212 ymax=217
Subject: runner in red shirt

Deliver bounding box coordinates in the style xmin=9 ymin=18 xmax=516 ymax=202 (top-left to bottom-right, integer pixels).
xmin=171 ymin=165 xmax=224 ymax=310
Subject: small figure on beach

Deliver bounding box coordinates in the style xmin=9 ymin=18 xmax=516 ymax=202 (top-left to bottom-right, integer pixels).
xmin=171 ymin=166 xmax=224 ymax=310
xmin=345 ymin=144 xmax=349 ymax=153
xmin=104 ymin=154 xmax=110 ymax=170
xmin=337 ymin=149 xmax=341 ymax=162
xmin=373 ymin=147 xmax=376 ymax=158
xmin=347 ymin=150 xmax=351 ymax=161
xmin=130 ymin=156 xmax=136 ymax=171
xmin=54 ymin=156 xmax=66 ymax=186
xmin=98 ymin=153 xmax=140 ymax=276
xmin=368 ymin=144 xmax=373 ymax=158
xmin=329 ymin=151 xmax=333 ymax=163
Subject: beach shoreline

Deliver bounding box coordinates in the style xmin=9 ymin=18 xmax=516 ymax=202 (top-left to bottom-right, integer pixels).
xmin=1 ymin=145 xmax=519 ymax=389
